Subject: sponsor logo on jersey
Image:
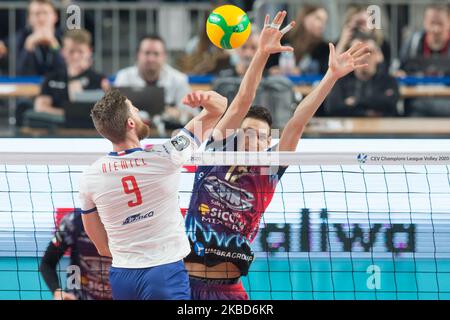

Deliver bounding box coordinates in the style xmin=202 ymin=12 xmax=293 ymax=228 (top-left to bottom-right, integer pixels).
xmin=194 ymin=242 xmax=205 ymax=256
xmin=198 ymin=203 xmax=245 ymax=232
xmin=202 ymin=176 xmax=254 ymax=211
xmin=203 ymin=248 xmax=253 ymax=262
xmin=171 ymin=135 xmax=190 ymax=151
xmin=122 ymin=210 xmax=154 ymax=225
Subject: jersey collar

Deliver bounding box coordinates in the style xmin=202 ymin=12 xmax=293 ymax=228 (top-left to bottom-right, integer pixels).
xmin=108 ymin=148 xmax=143 ymax=156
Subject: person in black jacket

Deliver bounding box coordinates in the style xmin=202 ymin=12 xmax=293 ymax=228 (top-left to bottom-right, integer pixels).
xmin=325 ymin=34 xmax=399 ymax=117
xmin=397 ymin=3 xmax=449 ymax=77
xmin=22 ymin=29 xmax=108 ymax=128
xmin=16 ymin=0 xmax=65 ymax=76
xmin=40 ymin=209 xmax=112 ymax=300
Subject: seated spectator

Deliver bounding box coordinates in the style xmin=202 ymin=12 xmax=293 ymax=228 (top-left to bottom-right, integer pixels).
xmin=114 ymin=34 xmax=194 ymax=127
xmin=219 ymin=31 xmax=260 ymax=78
xmin=335 ymin=4 xmax=391 ymax=72
xmin=16 ymin=0 xmax=65 ymax=76
xmin=178 ymin=22 xmax=232 ymax=75
xmin=0 ymin=40 xmax=7 ymax=74
xmin=28 ymin=29 xmax=107 ymax=123
xmin=0 ymin=40 xmax=6 ymax=59
xmin=398 ymin=3 xmax=449 ymax=76
xmin=178 ymin=0 xmax=232 ymax=75
xmin=325 ymin=34 xmax=399 ymax=117
xmin=269 ymin=4 xmax=329 ymax=75
xmin=397 ymin=4 xmax=450 ymax=117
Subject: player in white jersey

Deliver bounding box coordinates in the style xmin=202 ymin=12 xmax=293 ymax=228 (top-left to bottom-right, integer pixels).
xmin=78 ymin=88 xmax=227 ymax=300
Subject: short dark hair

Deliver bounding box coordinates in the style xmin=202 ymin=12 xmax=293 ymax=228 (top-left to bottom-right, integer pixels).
xmin=137 ymin=34 xmax=166 ymax=52
xmin=91 ymin=89 xmax=130 ymax=143
xmin=245 ymin=105 xmax=273 ymax=128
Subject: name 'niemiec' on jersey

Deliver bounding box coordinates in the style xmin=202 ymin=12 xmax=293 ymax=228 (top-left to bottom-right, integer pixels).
xmin=78 ymin=129 xmax=200 ymax=269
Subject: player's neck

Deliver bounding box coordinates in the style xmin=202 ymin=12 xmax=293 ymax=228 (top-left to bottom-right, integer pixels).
xmin=112 ymin=138 xmax=141 ymax=152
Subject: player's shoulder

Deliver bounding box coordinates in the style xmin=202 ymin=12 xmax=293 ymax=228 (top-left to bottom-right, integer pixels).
xmin=80 ymin=156 xmax=108 ymax=181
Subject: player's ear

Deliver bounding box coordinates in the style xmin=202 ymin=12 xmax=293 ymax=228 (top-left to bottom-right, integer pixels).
xmin=126 ymin=117 xmax=136 ymax=130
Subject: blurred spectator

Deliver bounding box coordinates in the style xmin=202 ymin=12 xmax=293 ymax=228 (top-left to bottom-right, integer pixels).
xmin=271 ymin=5 xmax=328 ymax=75
xmin=325 ymin=34 xmax=399 ymax=117
xmin=178 ymin=19 xmax=232 ymax=75
xmin=335 ymin=4 xmax=391 ymax=71
xmin=114 ymin=34 xmax=194 ymax=126
xmin=269 ymin=4 xmax=329 ymax=75
xmin=0 ymin=40 xmax=7 ymax=73
xmin=0 ymin=41 xmax=7 ymax=59
xmin=219 ymin=31 xmax=259 ymax=77
xmin=25 ymin=29 xmax=107 ymax=124
xmin=398 ymin=4 xmax=450 ymax=117
xmin=213 ymin=29 xmax=296 ymax=128
xmin=16 ymin=0 xmax=65 ymax=76
xmin=398 ymin=3 xmax=450 ymax=76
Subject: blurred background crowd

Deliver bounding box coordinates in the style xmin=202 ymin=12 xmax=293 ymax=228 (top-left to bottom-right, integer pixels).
xmin=0 ymin=0 xmax=449 ymax=138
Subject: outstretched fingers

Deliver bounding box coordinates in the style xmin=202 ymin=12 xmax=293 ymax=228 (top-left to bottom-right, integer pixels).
xmin=264 ymin=14 xmax=270 ymax=27
xmin=354 ymin=62 xmax=369 ymax=69
xmin=328 ymin=42 xmax=336 ymax=60
xmin=352 ymin=45 xmax=370 ymax=60
xmin=353 ymin=52 xmax=371 ymax=66
xmin=346 ymin=41 xmax=364 ymax=56
xmin=280 ymin=21 xmax=295 ymax=35
xmin=272 ymin=10 xmax=286 ymax=26
xmin=279 ymin=45 xmax=294 ymax=52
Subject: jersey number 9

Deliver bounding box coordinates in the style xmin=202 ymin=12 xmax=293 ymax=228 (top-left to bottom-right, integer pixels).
xmin=121 ymin=176 xmax=143 ymax=207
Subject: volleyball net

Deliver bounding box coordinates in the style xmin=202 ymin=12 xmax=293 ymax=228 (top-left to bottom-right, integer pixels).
xmin=1 ymin=138 xmax=450 ymax=300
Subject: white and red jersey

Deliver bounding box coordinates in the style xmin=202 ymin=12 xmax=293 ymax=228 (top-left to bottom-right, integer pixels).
xmin=78 ymin=129 xmax=200 ymax=268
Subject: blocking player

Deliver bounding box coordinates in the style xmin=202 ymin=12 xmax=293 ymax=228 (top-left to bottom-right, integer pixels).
xmin=40 ymin=208 xmax=112 ymax=300
xmin=184 ymin=12 xmax=370 ymax=300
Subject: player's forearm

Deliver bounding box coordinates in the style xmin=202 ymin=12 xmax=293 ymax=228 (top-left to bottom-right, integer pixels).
xmin=39 ymin=243 xmax=64 ymax=293
xmin=211 ymin=50 xmax=269 ymax=140
xmin=82 ymin=215 xmax=112 ymax=257
xmin=278 ymin=70 xmax=337 ymax=151
xmin=290 ymin=70 xmax=337 ymax=129
xmin=232 ymin=50 xmax=270 ymax=114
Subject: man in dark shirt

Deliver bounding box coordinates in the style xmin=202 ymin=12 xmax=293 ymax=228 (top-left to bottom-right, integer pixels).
xmin=398 ymin=3 xmax=449 ymax=76
xmin=397 ymin=4 xmax=450 ymax=117
xmin=26 ymin=28 xmax=107 ymax=128
xmin=40 ymin=208 xmax=112 ymax=300
xmin=325 ymin=34 xmax=399 ymax=117
xmin=16 ymin=0 xmax=65 ymax=76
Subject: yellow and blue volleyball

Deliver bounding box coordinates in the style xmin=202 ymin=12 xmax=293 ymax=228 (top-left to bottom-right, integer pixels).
xmin=206 ymin=4 xmax=251 ymax=50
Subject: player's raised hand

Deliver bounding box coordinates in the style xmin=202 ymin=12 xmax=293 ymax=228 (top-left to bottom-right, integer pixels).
xmin=182 ymin=91 xmax=211 ymax=108
xmin=258 ymin=11 xmax=295 ymax=55
xmin=328 ymin=42 xmax=370 ymax=79
xmin=182 ymin=90 xmax=227 ymax=115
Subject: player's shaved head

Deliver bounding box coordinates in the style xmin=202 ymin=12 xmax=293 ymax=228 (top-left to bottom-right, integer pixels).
xmin=91 ymin=89 xmax=131 ymax=143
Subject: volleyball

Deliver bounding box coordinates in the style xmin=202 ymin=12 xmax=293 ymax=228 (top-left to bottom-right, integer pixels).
xmin=206 ymin=4 xmax=251 ymax=50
